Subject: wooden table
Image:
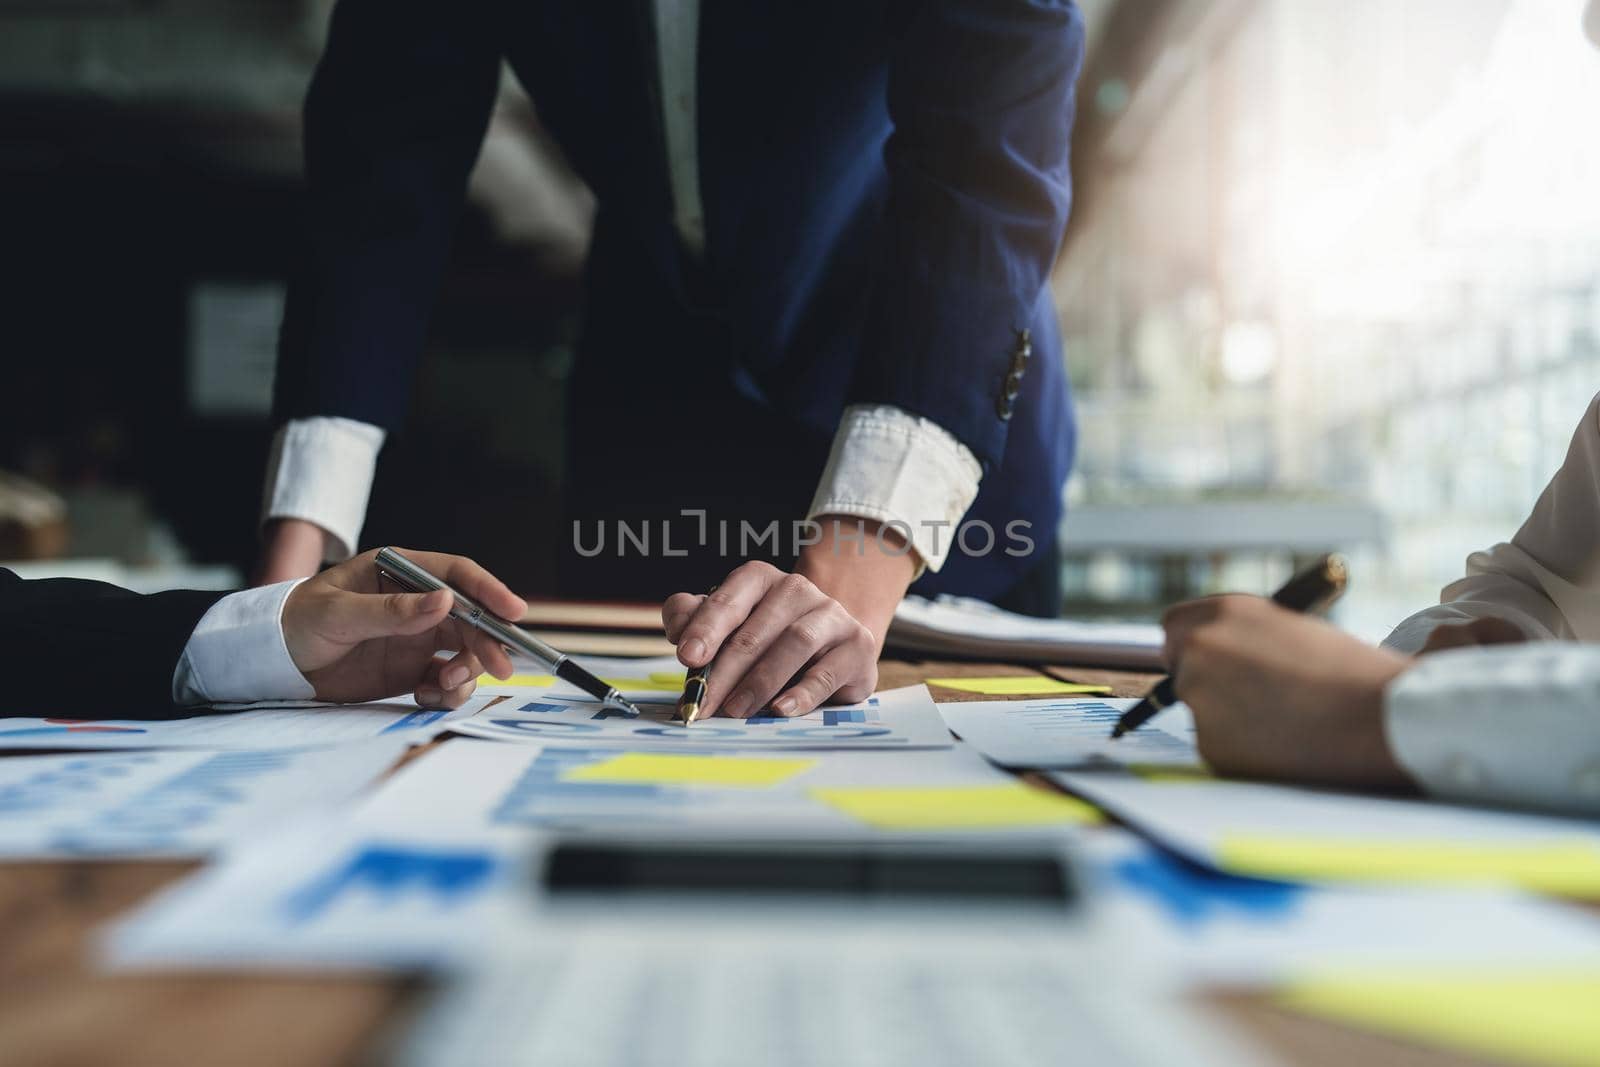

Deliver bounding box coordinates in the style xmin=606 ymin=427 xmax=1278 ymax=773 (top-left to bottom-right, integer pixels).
xmin=0 ymin=659 xmax=1505 ymax=1067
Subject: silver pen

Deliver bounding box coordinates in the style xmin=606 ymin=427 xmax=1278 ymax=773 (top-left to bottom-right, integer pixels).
xmin=374 ymin=547 xmax=643 ymax=716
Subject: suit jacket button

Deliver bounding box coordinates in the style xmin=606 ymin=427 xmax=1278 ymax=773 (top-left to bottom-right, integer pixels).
xmin=1013 ymin=329 xmax=1032 ymax=362
xmin=1003 ymin=370 xmax=1023 ymax=400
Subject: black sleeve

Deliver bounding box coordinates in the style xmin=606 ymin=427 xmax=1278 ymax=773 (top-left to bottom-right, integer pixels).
xmin=0 ymin=570 xmax=228 ymax=720
xmin=272 ymin=0 xmax=504 ymax=433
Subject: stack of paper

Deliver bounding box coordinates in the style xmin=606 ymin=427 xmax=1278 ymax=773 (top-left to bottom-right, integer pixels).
xmin=888 ymin=595 xmax=1164 ymax=668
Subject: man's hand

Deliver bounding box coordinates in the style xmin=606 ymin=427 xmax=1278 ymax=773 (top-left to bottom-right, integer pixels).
xmin=1417 ymin=616 xmax=1526 ymax=655
xmin=1162 ymin=595 xmax=1416 ymax=790
xmin=259 ymin=518 xmax=331 ymax=585
xmin=661 ymin=518 xmax=915 ymax=718
xmin=282 ymin=547 xmax=526 ymax=707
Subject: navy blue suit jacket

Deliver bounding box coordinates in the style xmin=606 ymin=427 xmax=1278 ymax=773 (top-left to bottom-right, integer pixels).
xmin=275 ymin=0 xmax=1085 ymax=601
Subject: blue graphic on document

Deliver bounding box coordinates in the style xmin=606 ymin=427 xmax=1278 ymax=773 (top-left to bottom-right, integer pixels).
xmin=381 ymin=710 xmax=448 ymax=733
xmin=284 ymin=845 xmax=498 ymax=922
xmin=1109 ymin=849 xmax=1302 ymax=928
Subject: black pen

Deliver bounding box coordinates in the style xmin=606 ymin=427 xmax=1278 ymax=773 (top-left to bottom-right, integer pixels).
xmin=374 ymin=547 xmax=644 ymax=717
xmin=1109 ymin=553 xmax=1349 ymax=739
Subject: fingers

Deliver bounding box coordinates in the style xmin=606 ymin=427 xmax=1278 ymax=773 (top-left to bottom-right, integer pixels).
xmin=717 ymin=603 xmax=865 ymax=718
xmin=321 ymin=588 xmax=455 ymax=645
xmin=662 ymin=593 xmax=705 ymax=643
xmin=692 ymin=572 xmax=829 ymax=717
xmin=443 ymin=618 xmax=516 ymax=680
xmin=1161 ymin=597 xmax=1227 ymax=669
xmin=397 ymin=548 xmax=527 ymax=622
xmin=416 ymin=649 xmax=481 ymax=709
xmin=770 ymin=641 xmax=878 ymax=718
xmin=672 ymin=562 xmax=785 ymax=668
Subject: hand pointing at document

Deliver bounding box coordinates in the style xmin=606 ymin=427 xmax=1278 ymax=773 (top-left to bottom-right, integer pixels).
xmin=662 ymin=518 xmax=915 ymax=719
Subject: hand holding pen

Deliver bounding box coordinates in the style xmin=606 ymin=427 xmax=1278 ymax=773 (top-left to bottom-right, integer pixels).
xmin=1111 ymin=554 xmax=1349 ymax=739
xmin=375 ymin=548 xmax=644 ymax=716
xmin=662 ymin=561 xmax=878 ymax=721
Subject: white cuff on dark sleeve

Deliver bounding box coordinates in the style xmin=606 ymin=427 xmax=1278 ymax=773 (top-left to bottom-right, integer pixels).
xmin=262 ymin=417 xmax=386 ymax=561
xmin=172 ymin=579 xmax=317 ymax=706
xmin=807 ymin=404 xmax=983 ymax=576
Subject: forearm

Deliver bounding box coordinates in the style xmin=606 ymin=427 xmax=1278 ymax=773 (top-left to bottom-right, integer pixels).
xmin=274 ymin=0 xmax=501 ymax=430
xmin=855 ymin=0 xmax=1083 ymax=470
xmin=261 ymin=417 xmax=386 ymax=566
xmin=797 ymin=517 xmax=917 ymax=648
xmin=1384 ymin=642 xmax=1600 ymax=814
xmin=0 ymin=584 xmax=225 ymax=718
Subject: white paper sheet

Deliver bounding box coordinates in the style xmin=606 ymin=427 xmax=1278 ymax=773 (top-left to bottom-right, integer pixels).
xmin=104 ymin=737 xmax=1066 ymax=972
xmin=0 ymin=693 xmax=495 ymax=751
xmin=355 ymin=737 xmax=1023 ymax=837
xmin=0 ymin=740 xmax=406 ymax=858
xmin=938 ymin=698 xmax=1199 ymax=769
xmin=103 ymin=820 xmax=536 ymax=971
xmin=1077 ymin=830 xmax=1600 ymax=984
xmin=450 ymin=684 xmax=953 ymax=750
xmin=395 ymin=920 xmax=1262 ymax=1067
xmin=1052 ymin=768 xmax=1600 ymax=890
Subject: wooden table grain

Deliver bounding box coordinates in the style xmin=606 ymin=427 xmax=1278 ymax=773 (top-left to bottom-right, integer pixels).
xmin=0 ymin=660 xmax=1509 ymax=1067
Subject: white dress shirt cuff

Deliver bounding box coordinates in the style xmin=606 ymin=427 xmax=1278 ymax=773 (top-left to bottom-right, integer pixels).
xmin=171 ymin=579 xmax=317 ymax=706
xmin=807 ymin=404 xmax=983 ymax=576
xmin=262 ymin=417 xmax=386 ymax=561
xmin=1383 ymin=642 xmax=1600 ymax=813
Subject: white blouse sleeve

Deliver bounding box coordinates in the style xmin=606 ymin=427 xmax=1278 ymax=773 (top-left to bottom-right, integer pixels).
xmin=1384 ymin=642 xmax=1600 ymax=814
xmin=1384 ymin=393 xmax=1600 ymax=653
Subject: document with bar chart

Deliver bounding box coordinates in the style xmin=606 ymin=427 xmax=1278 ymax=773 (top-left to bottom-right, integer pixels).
xmin=451 ymin=684 xmax=953 ymax=751
xmin=937 ymin=699 xmax=1201 ymax=770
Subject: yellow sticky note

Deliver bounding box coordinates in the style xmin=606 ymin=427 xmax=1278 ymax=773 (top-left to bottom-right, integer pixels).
xmin=598 ymin=676 xmax=686 ymax=693
xmin=812 ymin=783 xmax=1102 ymax=830
xmin=925 ymin=677 xmax=1112 ymax=696
xmin=1278 ymin=968 xmax=1600 ymax=1067
xmin=1217 ymin=835 xmax=1600 ymax=898
xmin=563 ymin=753 xmax=816 ymax=789
xmin=478 ymin=673 xmax=556 ymax=688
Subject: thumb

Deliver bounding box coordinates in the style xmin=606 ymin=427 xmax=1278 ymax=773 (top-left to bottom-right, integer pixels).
xmin=333 ymin=588 xmax=454 ymax=643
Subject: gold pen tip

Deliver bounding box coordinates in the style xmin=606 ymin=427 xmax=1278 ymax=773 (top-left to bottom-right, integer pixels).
xmin=680 ymin=702 xmax=700 ymax=726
